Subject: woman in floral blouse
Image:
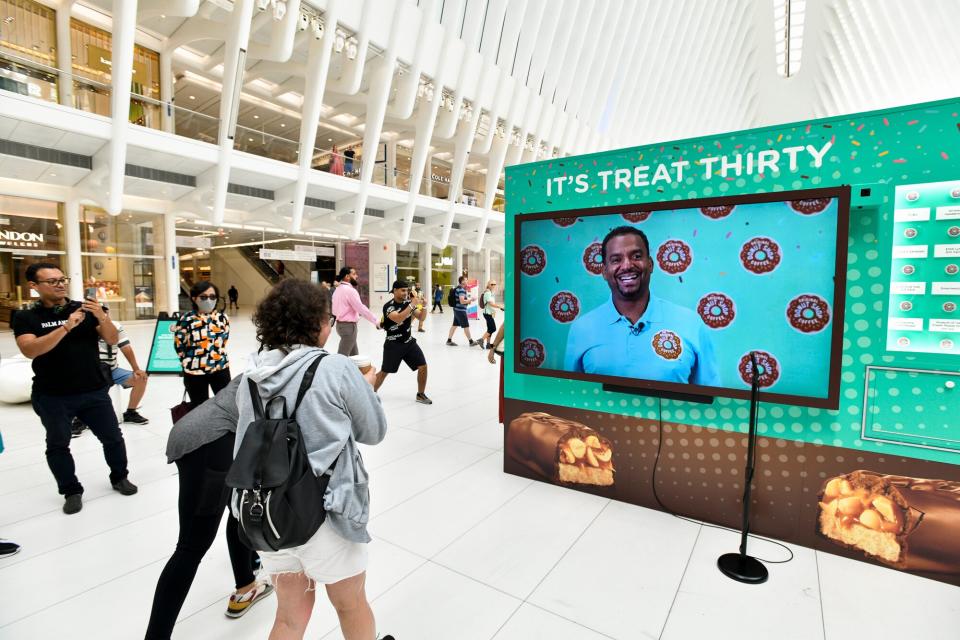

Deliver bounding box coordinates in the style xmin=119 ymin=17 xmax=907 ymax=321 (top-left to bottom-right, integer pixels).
xmin=174 ymin=281 xmax=231 ymax=406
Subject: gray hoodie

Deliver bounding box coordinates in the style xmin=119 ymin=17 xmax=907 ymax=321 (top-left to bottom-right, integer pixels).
xmin=234 ymin=345 xmax=387 ymax=544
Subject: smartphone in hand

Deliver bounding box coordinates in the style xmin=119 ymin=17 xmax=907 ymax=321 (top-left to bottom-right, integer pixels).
xmin=84 ymin=286 xmax=97 ymax=301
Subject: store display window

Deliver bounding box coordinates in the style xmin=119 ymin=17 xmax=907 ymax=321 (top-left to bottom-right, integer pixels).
xmin=80 ymin=208 xmax=166 ymax=321
xmin=0 ymin=0 xmax=59 ymax=103
xmin=0 ymin=195 xmax=64 ymax=324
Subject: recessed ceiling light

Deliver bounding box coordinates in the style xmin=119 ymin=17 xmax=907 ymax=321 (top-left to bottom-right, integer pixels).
xmin=189 ymin=95 xmax=196 ymax=100
xmin=49 ymin=173 xmax=57 ymax=177
xmin=253 ymin=114 xmax=259 ymax=119
xmin=328 ymin=138 xmax=333 ymax=141
xmin=280 ymin=123 xmax=286 ymax=127
xmin=248 ymin=137 xmax=254 ymax=142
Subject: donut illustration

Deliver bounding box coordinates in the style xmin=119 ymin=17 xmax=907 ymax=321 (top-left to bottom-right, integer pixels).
xmin=904 ymin=228 xmax=918 ymax=239
xmin=905 ymin=191 xmax=920 ymax=202
xmin=697 ymin=293 xmax=736 ymax=329
xmin=740 ymin=237 xmax=781 ymax=274
xmin=553 ymin=217 xmax=578 ymax=227
xmin=946 ymin=264 xmax=959 ymax=275
xmin=519 ymin=245 xmax=547 ymax=276
xmin=519 ymin=338 xmax=546 ymax=368
xmin=789 ymin=198 xmax=831 ymax=215
xmin=902 ymin=265 xmax=916 ymax=275
xmin=943 ymin=302 xmax=957 ymax=313
xmin=652 ymin=330 xmax=683 ymax=360
xmin=657 ymin=239 xmax=693 ymax=274
xmin=897 ymin=337 xmax=911 ymax=347
xmin=582 ymin=242 xmax=604 ymax=275
xmin=549 ymin=291 xmax=580 ymax=323
xmin=941 ymin=339 xmax=956 ymax=350
xmin=786 ymin=294 xmax=831 ymax=333
xmin=948 ymin=226 xmax=960 ymax=238
xmin=899 ymin=301 xmax=913 ymax=312
xmin=738 ymin=351 xmax=780 ymax=388
xmin=700 ymin=205 xmax=735 ymax=219
xmin=622 ymin=211 xmax=651 ymax=223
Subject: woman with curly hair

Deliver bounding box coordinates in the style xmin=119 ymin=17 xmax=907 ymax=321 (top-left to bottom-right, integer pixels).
xmin=234 ymin=279 xmax=393 ymax=640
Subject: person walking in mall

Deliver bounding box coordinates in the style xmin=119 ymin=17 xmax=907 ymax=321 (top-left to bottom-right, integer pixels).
xmin=412 ymin=281 xmax=426 ymax=333
xmin=432 ymin=284 xmax=443 ymax=313
xmin=174 ymin=281 xmax=231 ymax=407
xmin=12 ymin=263 xmax=137 ymax=514
xmin=479 ymin=280 xmax=504 ymax=349
xmin=236 ymin=279 xmax=392 ymax=640
xmin=446 ymin=275 xmax=479 ymax=347
xmin=330 ymin=144 xmax=345 ymax=175
xmin=331 ymin=266 xmax=379 ymax=356
xmin=227 ymin=285 xmax=239 ymax=311
xmin=374 ymin=280 xmax=432 ymax=405
xmin=144 ymin=377 xmax=270 ymax=640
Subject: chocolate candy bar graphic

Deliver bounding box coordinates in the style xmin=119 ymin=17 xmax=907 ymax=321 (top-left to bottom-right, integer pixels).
xmin=506 ymin=412 xmax=615 ymax=486
xmin=817 ymin=470 xmax=960 ymax=573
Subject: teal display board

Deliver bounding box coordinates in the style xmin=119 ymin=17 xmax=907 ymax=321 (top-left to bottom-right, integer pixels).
xmin=505 ymin=98 xmax=960 ymax=465
xmin=146 ymin=319 xmax=181 ymax=374
xmin=886 ymin=179 xmax=960 ymax=355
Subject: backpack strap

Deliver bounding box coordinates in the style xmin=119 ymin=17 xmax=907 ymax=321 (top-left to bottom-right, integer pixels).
xmin=292 ymin=352 xmax=327 ymax=416
xmin=248 ymin=377 xmax=265 ymax=420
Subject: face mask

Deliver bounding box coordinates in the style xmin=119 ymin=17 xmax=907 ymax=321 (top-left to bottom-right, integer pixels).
xmin=197 ymin=298 xmax=216 ymax=313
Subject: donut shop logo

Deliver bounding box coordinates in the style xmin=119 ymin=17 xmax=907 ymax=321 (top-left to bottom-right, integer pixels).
xmin=0 ymin=228 xmax=44 ymax=248
xmin=544 ymin=141 xmax=834 ymax=196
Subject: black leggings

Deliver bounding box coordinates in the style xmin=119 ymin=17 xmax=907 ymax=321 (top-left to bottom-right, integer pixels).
xmin=144 ymin=433 xmax=258 ymax=640
xmin=182 ymin=369 xmax=232 ymax=407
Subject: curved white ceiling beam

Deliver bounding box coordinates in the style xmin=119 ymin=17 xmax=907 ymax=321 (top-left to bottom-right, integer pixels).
xmin=247 ymin=0 xmax=303 ymax=62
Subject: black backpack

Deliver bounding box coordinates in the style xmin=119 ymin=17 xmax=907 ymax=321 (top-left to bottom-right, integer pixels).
xmin=226 ymin=354 xmax=333 ymax=551
xmin=448 ymin=286 xmax=459 ymax=307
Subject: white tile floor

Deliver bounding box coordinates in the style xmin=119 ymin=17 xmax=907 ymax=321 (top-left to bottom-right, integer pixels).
xmin=1 ymin=309 xmax=958 ymax=639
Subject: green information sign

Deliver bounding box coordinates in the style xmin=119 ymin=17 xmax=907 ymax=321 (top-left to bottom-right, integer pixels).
xmin=886 ymin=179 xmax=960 ymax=355
xmin=146 ymin=319 xmax=182 ymax=374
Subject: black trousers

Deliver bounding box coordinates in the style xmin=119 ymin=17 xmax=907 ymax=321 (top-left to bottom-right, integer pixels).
xmin=144 ymin=433 xmax=258 ymax=640
xmin=31 ymin=388 xmax=128 ymax=496
xmin=182 ymin=369 xmax=232 ymax=407
xmin=432 ymin=301 xmax=443 ymax=312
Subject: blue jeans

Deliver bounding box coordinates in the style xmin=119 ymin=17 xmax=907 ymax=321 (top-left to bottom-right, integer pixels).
xmin=32 ymin=388 xmax=129 ymax=496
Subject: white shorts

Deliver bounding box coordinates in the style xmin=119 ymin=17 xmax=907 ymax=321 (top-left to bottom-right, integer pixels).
xmin=257 ymin=524 xmax=368 ymax=586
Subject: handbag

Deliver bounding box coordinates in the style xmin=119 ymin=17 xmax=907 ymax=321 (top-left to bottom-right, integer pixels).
xmin=170 ymin=390 xmax=193 ymax=424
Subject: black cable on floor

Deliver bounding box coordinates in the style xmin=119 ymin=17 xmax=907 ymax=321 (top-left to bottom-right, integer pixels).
xmin=650 ymin=397 xmax=794 ymax=565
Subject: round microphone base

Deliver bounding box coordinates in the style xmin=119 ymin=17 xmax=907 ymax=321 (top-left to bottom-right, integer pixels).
xmin=717 ymin=552 xmax=769 ymax=584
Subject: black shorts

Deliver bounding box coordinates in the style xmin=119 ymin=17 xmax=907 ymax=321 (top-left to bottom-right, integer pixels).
xmin=483 ymin=313 xmax=496 ymax=335
xmin=381 ymin=340 xmax=427 ymax=374
xmin=452 ymin=309 xmax=469 ymax=328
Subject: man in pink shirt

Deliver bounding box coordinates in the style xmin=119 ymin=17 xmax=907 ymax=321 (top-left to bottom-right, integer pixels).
xmin=331 ymin=266 xmax=380 ymax=356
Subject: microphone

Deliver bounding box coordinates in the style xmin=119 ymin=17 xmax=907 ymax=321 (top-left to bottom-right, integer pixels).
xmin=629 ymin=322 xmax=645 ymax=336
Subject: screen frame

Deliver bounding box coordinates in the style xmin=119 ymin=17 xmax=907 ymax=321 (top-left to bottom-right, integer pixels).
xmin=512 ymin=185 xmax=852 ymax=409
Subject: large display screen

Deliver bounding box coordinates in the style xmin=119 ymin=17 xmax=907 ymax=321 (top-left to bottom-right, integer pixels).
xmin=514 ymin=187 xmax=850 ymax=408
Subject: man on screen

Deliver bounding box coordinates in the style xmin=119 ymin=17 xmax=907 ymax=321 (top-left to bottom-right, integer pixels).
xmin=563 ymin=226 xmax=720 ymax=386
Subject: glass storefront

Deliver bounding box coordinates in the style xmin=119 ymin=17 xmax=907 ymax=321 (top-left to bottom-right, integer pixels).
xmin=80 ymin=208 xmax=166 ymax=321
xmin=431 ymin=245 xmax=455 ymax=289
xmin=70 ymin=18 xmax=162 ymax=128
xmin=396 ymin=247 xmax=419 ymax=285
xmin=0 ymin=0 xmax=58 ymax=103
xmin=0 ymin=195 xmax=63 ymax=324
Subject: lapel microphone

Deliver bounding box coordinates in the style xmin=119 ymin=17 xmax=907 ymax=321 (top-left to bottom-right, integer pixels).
xmin=629 ymin=322 xmax=646 ymax=336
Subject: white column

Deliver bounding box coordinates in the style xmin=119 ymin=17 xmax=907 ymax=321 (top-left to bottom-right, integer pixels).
xmin=63 ymin=199 xmax=83 ymax=300
xmin=163 ymin=212 xmax=179 ymax=314
xmin=424 ymin=154 xmax=433 ymax=196
xmin=105 ymin=0 xmax=138 ymax=215
xmin=55 ymin=0 xmax=75 ymax=107
xmin=454 ymin=245 xmax=463 ymax=280
xmin=159 ymin=49 xmax=175 ymax=133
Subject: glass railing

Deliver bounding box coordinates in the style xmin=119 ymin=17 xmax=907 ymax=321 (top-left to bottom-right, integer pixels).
xmin=0 ymin=49 xmax=59 ymax=103
xmin=173 ymin=105 xmax=220 ymax=144
xmin=234 ymin=124 xmax=299 ymax=163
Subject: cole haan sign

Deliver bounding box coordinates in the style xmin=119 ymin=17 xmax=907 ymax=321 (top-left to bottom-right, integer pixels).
xmin=0 ymin=230 xmax=44 ymax=248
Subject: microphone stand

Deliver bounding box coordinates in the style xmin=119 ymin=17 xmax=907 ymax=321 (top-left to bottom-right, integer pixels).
xmin=717 ymin=351 xmax=769 ymax=584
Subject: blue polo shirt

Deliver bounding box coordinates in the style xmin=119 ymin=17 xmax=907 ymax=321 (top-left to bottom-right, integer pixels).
xmin=563 ymin=295 xmax=721 ymax=387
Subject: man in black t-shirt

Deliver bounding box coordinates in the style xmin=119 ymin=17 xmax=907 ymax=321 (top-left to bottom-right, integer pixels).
xmin=374 ymin=281 xmax=432 ymax=404
xmin=12 ymin=263 xmax=138 ymax=515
